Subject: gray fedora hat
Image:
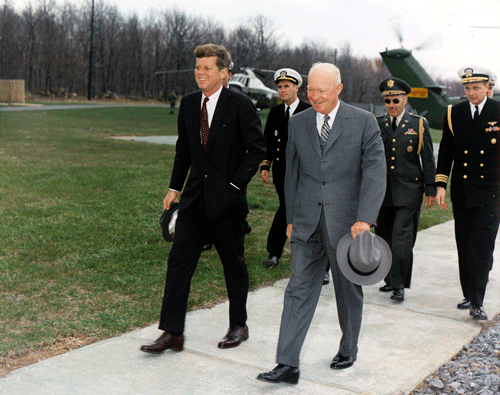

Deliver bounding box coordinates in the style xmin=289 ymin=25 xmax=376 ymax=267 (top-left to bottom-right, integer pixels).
xmin=336 ymin=230 xmax=392 ymax=286
xmin=159 ymin=202 xmax=179 ymax=242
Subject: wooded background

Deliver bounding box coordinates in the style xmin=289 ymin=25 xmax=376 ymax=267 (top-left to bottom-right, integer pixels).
xmin=0 ymin=0 xmax=463 ymax=102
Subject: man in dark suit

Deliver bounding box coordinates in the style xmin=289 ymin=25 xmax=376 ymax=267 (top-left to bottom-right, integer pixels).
xmin=140 ymin=44 xmax=266 ymax=354
xmin=260 ymin=68 xmax=310 ymax=268
xmin=258 ymin=63 xmax=386 ymax=384
xmin=436 ymin=66 xmax=500 ymax=321
xmin=375 ymin=78 xmax=436 ymax=302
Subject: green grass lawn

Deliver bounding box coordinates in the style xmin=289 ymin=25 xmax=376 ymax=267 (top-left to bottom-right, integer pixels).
xmin=0 ymin=105 xmax=452 ymax=373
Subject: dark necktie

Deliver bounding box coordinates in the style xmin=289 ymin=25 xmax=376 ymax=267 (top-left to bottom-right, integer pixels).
xmin=473 ymin=105 xmax=479 ymax=122
xmin=285 ymin=106 xmax=290 ymax=121
xmin=200 ymin=97 xmax=209 ymax=150
xmin=392 ymin=116 xmax=397 ymax=131
xmin=320 ymin=115 xmax=330 ymax=142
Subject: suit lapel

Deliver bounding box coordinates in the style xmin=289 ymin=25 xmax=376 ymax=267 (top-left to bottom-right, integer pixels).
xmin=305 ymin=109 xmax=322 ymax=157
xmin=324 ymin=101 xmax=347 ymax=153
xmin=379 ymin=114 xmax=392 ymax=137
xmin=205 ymin=86 xmax=229 ymax=152
xmin=462 ymin=99 xmax=495 ymax=148
xmin=186 ymin=92 xmax=204 ymax=153
xmin=392 ymin=112 xmax=411 ymax=138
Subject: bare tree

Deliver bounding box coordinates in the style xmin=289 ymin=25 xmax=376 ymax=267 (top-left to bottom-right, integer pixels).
xmin=1 ymin=0 xmax=388 ymax=102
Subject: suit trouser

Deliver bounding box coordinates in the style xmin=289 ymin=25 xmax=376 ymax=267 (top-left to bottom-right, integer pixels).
xmin=452 ymin=204 xmax=500 ymax=308
xmin=375 ymin=205 xmax=421 ymax=289
xmin=267 ymin=177 xmax=288 ymax=258
xmin=276 ymin=210 xmax=363 ymax=367
xmin=158 ymin=193 xmax=248 ymax=334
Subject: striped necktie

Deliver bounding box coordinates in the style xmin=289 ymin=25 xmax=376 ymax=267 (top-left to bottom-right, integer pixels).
xmin=320 ymin=115 xmax=330 ymax=142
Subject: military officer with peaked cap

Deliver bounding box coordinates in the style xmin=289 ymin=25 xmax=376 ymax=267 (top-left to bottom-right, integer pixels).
xmin=435 ymin=66 xmax=500 ymax=320
xmin=487 ymin=71 xmax=497 ymax=98
xmin=375 ymin=77 xmax=436 ymax=302
xmin=260 ymin=68 xmax=310 ymax=268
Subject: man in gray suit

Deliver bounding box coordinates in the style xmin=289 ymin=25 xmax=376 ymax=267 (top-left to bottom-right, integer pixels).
xmin=258 ymin=63 xmax=386 ymax=384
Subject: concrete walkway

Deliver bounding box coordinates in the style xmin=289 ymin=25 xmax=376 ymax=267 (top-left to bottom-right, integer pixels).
xmin=1 ymin=220 xmax=499 ymax=395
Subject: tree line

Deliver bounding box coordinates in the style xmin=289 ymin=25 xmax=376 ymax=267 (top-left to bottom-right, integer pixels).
xmin=0 ymin=0 xmax=409 ymax=103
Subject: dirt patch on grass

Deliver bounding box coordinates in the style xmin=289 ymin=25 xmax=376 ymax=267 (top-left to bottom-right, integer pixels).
xmin=0 ymin=335 xmax=97 ymax=378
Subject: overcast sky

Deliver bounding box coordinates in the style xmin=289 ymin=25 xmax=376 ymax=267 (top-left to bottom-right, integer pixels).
xmin=11 ymin=0 xmax=500 ymax=80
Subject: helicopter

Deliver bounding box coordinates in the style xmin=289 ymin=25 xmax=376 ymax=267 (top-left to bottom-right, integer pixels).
xmin=156 ymin=66 xmax=280 ymax=109
xmin=228 ymin=68 xmax=280 ymax=108
xmin=380 ymin=24 xmax=499 ymax=129
xmin=379 ymin=47 xmax=454 ymax=130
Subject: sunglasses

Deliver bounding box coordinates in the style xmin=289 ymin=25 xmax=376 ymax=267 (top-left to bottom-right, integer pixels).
xmin=385 ymin=98 xmax=401 ymax=104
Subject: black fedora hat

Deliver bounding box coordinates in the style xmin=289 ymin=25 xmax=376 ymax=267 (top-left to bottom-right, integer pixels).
xmin=336 ymin=230 xmax=392 ymax=286
xmin=159 ymin=202 xmax=179 ymax=242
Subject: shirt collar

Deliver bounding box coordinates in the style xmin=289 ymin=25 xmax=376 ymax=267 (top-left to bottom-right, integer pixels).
xmin=201 ymin=84 xmax=223 ymax=106
xmin=391 ymin=110 xmax=405 ymax=126
xmin=469 ymin=96 xmax=487 ymax=116
xmin=316 ymin=100 xmax=340 ymax=129
xmin=285 ymin=97 xmax=300 ymax=116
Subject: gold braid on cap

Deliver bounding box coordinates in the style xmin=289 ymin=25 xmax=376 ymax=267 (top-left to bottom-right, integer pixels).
xmin=382 ymin=90 xmax=406 ymax=96
xmin=461 ymin=76 xmax=489 ymax=83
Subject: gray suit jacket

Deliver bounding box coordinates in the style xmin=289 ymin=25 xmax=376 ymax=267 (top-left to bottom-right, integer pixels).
xmin=285 ymin=101 xmax=386 ymax=247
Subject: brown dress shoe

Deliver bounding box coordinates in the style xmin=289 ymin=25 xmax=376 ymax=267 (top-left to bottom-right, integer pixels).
xmin=140 ymin=332 xmax=184 ymax=354
xmin=217 ymin=325 xmax=249 ymax=348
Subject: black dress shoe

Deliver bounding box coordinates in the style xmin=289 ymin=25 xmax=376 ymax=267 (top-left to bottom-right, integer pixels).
xmin=390 ymin=288 xmax=404 ymax=302
xmin=457 ymin=298 xmax=471 ymax=309
xmin=217 ymin=325 xmax=249 ymax=348
xmin=140 ymin=332 xmax=184 ymax=354
xmin=257 ymin=364 xmax=299 ymax=384
xmin=379 ymin=284 xmax=395 ymax=292
xmin=330 ymin=352 xmax=357 ymax=369
xmin=323 ymin=272 xmax=330 ymax=285
xmin=470 ymin=306 xmax=488 ymax=320
xmin=263 ymin=255 xmax=279 ymax=268
xmin=202 ymin=243 xmax=212 ymax=251
xmin=244 ymin=221 xmax=252 ymax=235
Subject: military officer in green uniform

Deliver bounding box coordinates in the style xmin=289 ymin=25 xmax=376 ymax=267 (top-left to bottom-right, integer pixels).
xmin=435 ymin=66 xmax=500 ymax=320
xmin=375 ymin=77 xmax=436 ymax=302
xmin=260 ymin=68 xmax=310 ymax=268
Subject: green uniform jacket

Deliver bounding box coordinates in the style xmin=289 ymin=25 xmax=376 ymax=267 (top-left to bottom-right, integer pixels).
xmin=377 ymin=111 xmax=436 ymax=207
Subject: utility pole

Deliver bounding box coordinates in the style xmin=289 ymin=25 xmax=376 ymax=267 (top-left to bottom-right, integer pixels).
xmin=87 ymin=0 xmax=95 ymax=100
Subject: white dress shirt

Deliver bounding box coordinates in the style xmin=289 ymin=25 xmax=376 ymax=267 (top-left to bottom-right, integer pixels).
xmin=315 ymin=100 xmax=340 ymax=136
xmin=285 ymin=97 xmax=300 ymax=117
xmin=469 ymin=96 xmax=487 ymax=118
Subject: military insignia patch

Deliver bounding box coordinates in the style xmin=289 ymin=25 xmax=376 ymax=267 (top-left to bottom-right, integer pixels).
xmin=280 ymin=71 xmax=287 ymax=78
xmin=464 ymin=68 xmax=473 ymax=78
xmin=387 ymin=79 xmax=395 ymax=88
xmin=404 ymin=129 xmax=417 ymax=135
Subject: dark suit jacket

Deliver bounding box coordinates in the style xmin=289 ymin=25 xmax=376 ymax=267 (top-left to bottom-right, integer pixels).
xmin=169 ymin=86 xmax=266 ymax=220
xmin=436 ymin=98 xmax=500 ymax=207
xmin=377 ymin=111 xmax=436 ymax=207
xmin=260 ymin=100 xmax=311 ymax=182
